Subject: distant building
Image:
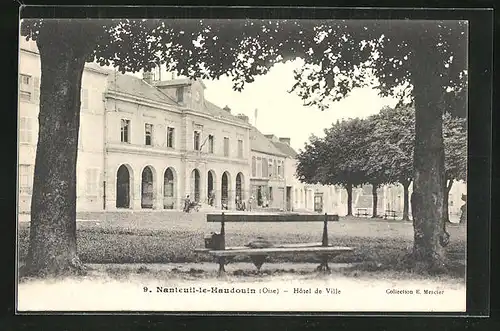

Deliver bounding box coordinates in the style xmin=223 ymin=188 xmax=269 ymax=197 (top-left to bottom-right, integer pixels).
xmin=264 ymin=135 xmax=342 ymax=214
xmin=248 ymin=130 xmax=287 ymax=210
xmin=353 ymin=181 xmax=467 ymax=222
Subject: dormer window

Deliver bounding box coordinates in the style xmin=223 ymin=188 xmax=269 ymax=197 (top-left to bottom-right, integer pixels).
xmin=176 ymin=87 xmax=184 ymax=103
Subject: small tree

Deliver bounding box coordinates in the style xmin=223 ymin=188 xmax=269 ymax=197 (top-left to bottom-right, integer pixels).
xmin=361 ymin=116 xmax=392 ymax=218
xmin=296 ymin=118 xmax=370 ymax=216
xmin=443 ymin=112 xmax=467 ymax=222
xmin=368 ymin=106 xmax=415 ymax=220
xmin=367 ymin=106 xmax=466 ymax=222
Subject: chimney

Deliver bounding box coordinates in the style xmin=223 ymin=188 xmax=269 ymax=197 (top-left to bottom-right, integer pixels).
xmin=223 ymin=105 xmax=231 ymax=113
xmin=264 ymin=134 xmax=278 ymax=141
xmin=236 ymin=113 xmax=249 ymax=123
xmin=279 ymin=137 xmax=291 ymax=146
xmin=143 ymin=71 xmax=154 ymax=85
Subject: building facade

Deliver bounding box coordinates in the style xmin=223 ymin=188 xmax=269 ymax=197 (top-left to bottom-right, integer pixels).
xmin=248 ymin=129 xmax=287 ymax=210
xmin=18 ymin=39 xmax=251 ymax=213
xmin=18 ymin=39 xmax=110 ymax=213
xmin=18 ymin=39 xmax=466 ymax=217
xmin=265 ymin=135 xmax=344 ymax=214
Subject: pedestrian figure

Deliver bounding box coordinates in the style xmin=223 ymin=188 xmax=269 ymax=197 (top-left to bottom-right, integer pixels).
xmin=208 ymin=190 xmax=215 ymax=206
xmin=248 ymin=195 xmax=254 ymax=211
xmin=183 ymin=194 xmax=191 ymax=212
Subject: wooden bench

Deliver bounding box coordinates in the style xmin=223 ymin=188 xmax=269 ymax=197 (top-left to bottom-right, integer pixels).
xmin=355 ymin=208 xmax=369 ymax=217
xmin=384 ymin=210 xmax=397 ymax=220
xmin=195 ymin=212 xmax=354 ymax=276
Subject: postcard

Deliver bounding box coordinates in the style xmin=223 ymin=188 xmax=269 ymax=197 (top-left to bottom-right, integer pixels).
xmin=17 ymin=16 xmax=468 ymax=313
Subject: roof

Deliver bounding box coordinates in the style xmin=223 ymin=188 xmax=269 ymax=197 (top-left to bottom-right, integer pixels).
xmin=101 ymin=73 xmax=268 ymax=133
xmin=154 ymin=78 xmax=206 ymax=89
xmin=154 ymin=78 xmax=191 ymax=87
xmin=203 ymin=100 xmax=249 ymax=126
xmin=105 ymin=73 xmax=251 ymax=126
xmin=250 ymin=126 xmax=287 ymax=157
xmin=271 ymin=140 xmax=298 ymax=157
xmin=84 ymin=62 xmax=110 ymax=75
xmin=106 ymin=72 xmax=179 ymax=105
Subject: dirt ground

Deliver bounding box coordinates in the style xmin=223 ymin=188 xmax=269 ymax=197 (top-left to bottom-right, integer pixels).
xmin=17 ymin=212 xmax=466 ymax=312
xmin=17 ymin=262 xmax=466 ymax=313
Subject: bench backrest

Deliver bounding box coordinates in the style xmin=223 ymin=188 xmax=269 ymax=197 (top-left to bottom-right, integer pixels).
xmin=206 ymin=213 xmax=339 ymax=223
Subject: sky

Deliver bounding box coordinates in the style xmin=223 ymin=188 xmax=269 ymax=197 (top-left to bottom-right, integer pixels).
xmin=145 ymin=60 xmax=400 ymax=152
xmin=202 ymin=61 xmax=399 ymax=152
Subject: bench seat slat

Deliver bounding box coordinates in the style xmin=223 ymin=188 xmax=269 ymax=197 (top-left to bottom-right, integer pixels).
xmin=207 ymin=213 xmax=339 ymax=223
xmin=194 ymin=242 xmax=326 ymax=253
xmin=206 ymin=246 xmax=353 ymax=256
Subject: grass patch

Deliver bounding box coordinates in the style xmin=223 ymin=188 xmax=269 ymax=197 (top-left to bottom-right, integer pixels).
xmin=18 ymin=213 xmax=466 ymax=279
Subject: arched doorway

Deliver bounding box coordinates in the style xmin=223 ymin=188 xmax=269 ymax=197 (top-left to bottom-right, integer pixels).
xmin=116 ymin=165 xmax=131 ymax=208
xmin=221 ymin=171 xmax=230 ymax=209
xmin=207 ymin=170 xmax=216 ymax=206
xmin=163 ymin=167 xmax=175 ymax=209
xmin=141 ymin=166 xmax=154 ymax=209
xmin=236 ymin=172 xmax=244 ymax=202
xmin=191 ymin=169 xmax=201 ymax=202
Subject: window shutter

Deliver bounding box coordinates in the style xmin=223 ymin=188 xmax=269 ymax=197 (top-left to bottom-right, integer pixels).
xmin=76 ymin=169 xmax=83 ymax=198
xmin=33 ymin=77 xmax=40 ymax=103
xmin=81 ymin=89 xmax=89 ymax=110
xmin=85 ymin=169 xmax=92 ymax=196
xmin=19 ymin=117 xmax=26 ymax=142
xmin=27 ymin=76 xmax=34 ymax=102
xmin=27 ymin=118 xmax=33 ymax=143
xmin=79 ymin=126 xmax=83 ymax=150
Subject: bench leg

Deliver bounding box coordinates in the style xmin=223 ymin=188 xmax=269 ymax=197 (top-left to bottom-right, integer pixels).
xmin=250 ymin=255 xmax=267 ymax=273
xmin=217 ymin=257 xmax=226 ymax=277
xmin=316 ymin=255 xmax=331 ymax=274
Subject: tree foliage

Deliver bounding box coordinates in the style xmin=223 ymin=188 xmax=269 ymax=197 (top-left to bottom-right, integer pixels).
xmin=296 ymin=104 xmax=466 ymax=220
xmin=366 ymin=106 xmax=466 ymax=186
xmin=367 ymin=106 xmax=414 ymax=185
xmin=21 ymin=19 xmax=468 ymax=106
xmin=443 ymin=112 xmax=467 ymax=182
xmin=296 ymin=118 xmax=372 ymax=188
xmin=285 ymin=21 xmax=467 ymax=113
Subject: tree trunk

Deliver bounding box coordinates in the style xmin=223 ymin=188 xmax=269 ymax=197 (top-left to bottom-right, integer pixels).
xmin=346 ymin=183 xmax=353 ymax=216
xmin=371 ymin=183 xmax=378 ymax=218
xmin=402 ymin=179 xmax=411 ymax=221
xmin=410 ymin=28 xmax=449 ymax=272
xmin=443 ymin=178 xmax=454 ymax=223
xmin=24 ymin=21 xmax=99 ymax=277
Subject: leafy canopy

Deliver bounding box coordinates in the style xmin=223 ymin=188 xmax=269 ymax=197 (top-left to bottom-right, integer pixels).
xmin=296 ymin=118 xmax=372 ymax=187
xmin=443 ymin=112 xmax=467 ymax=182
xmin=367 ymin=106 xmax=415 ymax=185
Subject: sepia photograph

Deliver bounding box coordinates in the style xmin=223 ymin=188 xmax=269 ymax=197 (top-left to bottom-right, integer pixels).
xmin=17 ymin=16 xmax=469 ymax=313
